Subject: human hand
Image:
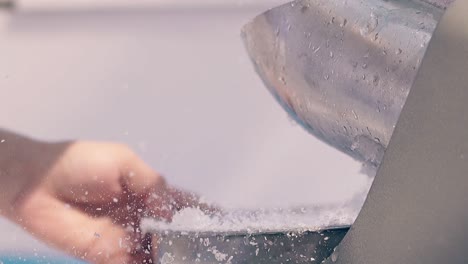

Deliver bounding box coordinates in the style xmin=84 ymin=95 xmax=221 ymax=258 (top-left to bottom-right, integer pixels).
xmin=3 ymin=140 xmax=200 ymax=264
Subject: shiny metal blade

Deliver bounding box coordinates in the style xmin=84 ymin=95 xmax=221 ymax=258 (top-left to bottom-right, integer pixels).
xmin=242 ymin=0 xmax=445 ymax=166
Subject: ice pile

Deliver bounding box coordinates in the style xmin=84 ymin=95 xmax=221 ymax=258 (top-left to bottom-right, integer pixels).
xmin=142 ymin=204 xmax=358 ymax=234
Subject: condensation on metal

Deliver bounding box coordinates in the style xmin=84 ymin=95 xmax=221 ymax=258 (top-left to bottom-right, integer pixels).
xmin=242 ymin=0 xmax=445 ymax=167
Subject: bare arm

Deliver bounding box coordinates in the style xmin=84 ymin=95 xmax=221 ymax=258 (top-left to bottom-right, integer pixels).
xmin=0 ymin=129 xmax=59 ymax=216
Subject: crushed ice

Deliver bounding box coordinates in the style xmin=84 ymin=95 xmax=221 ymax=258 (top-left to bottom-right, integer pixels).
xmin=142 ymin=205 xmax=358 ymax=234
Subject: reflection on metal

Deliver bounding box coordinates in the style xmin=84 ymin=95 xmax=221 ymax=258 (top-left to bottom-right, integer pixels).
xmin=153 ymin=227 xmax=349 ymax=263
xmin=242 ymin=0 xmax=447 ymax=166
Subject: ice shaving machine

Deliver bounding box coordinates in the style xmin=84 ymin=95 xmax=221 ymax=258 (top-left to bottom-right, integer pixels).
xmin=242 ymin=0 xmax=468 ymax=263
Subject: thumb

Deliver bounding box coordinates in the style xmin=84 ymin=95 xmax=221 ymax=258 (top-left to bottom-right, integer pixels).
xmin=120 ymin=154 xmax=167 ymax=197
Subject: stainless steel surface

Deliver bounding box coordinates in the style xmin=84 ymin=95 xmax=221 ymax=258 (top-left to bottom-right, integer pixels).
xmin=242 ymin=0 xmax=445 ymax=166
xmin=323 ymin=1 xmax=468 ymax=263
xmin=153 ymin=227 xmax=349 ymax=264
xmin=422 ymin=0 xmax=456 ymax=9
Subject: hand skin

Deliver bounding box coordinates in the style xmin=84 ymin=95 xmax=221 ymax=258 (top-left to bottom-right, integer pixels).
xmin=0 ymin=129 xmax=198 ymax=263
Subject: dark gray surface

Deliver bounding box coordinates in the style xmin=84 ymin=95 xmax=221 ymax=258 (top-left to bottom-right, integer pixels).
xmin=324 ymin=0 xmax=468 ymax=263
xmin=154 ymin=228 xmax=349 ymax=263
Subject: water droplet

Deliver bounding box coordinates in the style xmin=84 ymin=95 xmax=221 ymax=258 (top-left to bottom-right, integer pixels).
xmin=161 ymin=252 xmax=175 ymax=264
xmin=287 ymin=24 xmax=292 ymax=31
xmin=360 ymin=12 xmax=378 ymax=36
xmin=329 ymin=51 xmax=334 ymax=58
xmin=352 ymin=110 xmax=359 ymax=120
xmin=324 ymin=74 xmax=330 ymax=80
xmin=362 ymin=63 xmax=368 ymax=69
xmin=331 ymin=251 xmax=339 ymax=262
xmin=373 ymin=75 xmax=380 ymax=86
xmin=396 ymin=48 xmax=402 ymax=55
xmin=279 ymin=76 xmax=286 ymax=84
xmin=340 ymin=18 xmax=348 ymax=27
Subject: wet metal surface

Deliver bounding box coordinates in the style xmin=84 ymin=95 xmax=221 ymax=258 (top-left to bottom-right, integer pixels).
xmin=242 ymin=0 xmax=445 ymax=166
xmin=153 ymin=227 xmax=349 ymax=264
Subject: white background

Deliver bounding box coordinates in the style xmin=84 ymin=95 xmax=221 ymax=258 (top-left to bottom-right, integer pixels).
xmin=0 ymin=0 xmax=370 ymax=257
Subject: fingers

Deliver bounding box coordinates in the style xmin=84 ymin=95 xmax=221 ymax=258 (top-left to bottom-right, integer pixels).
xmin=144 ymin=186 xmax=220 ymax=222
xmin=52 ymin=142 xmax=165 ymax=205
xmin=14 ymin=190 xmax=151 ymax=264
xmin=117 ymin=149 xmax=220 ymax=221
xmin=51 ymin=142 xmax=127 ymax=205
xmin=117 ymin=151 xmax=181 ymax=221
xmin=119 ymin=150 xmax=167 ymax=197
